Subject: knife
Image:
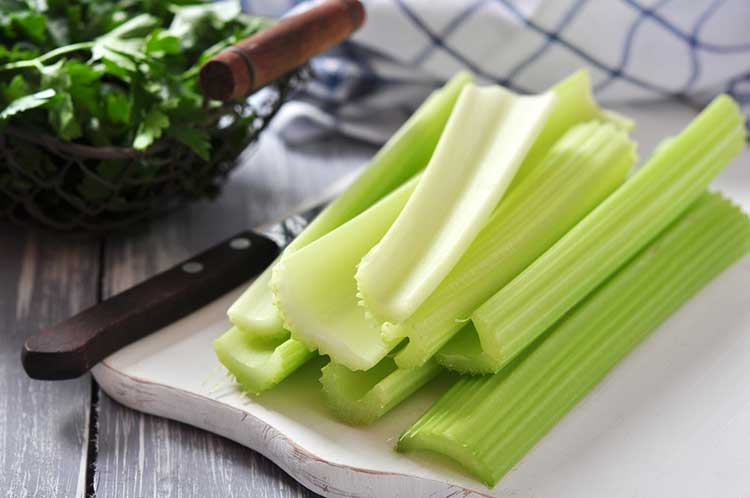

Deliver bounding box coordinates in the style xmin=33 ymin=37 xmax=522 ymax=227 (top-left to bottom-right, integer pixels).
xmin=21 ymin=202 xmax=327 ymax=381
xmin=21 ymin=0 xmax=368 ymax=381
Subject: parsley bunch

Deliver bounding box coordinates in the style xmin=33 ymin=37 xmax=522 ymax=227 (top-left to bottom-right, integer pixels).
xmin=0 ymin=0 xmax=278 ymax=229
xmin=0 ymin=0 xmax=270 ymax=155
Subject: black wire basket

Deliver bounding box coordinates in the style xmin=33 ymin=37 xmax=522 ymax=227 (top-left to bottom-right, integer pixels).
xmin=0 ymin=0 xmax=362 ymax=233
xmin=0 ymin=71 xmax=304 ymax=232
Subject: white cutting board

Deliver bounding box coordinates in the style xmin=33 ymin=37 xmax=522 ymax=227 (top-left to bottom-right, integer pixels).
xmin=94 ymin=102 xmax=750 ymax=498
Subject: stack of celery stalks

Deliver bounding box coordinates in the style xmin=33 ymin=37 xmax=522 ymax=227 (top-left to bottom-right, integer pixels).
xmin=214 ymin=70 xmax=749 ymax=487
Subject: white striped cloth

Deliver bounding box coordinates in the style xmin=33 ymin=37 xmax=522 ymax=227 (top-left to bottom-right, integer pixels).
xmin=243 ymin=0 xmax=750 ymax=143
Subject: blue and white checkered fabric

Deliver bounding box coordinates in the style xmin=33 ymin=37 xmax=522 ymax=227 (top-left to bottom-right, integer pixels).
xmin=244 ymin=0 xmax=750 ymax=143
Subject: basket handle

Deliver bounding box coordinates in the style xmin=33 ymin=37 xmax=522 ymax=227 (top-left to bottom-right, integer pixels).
xmin=199 ymin=0 xmax=365 ymax=101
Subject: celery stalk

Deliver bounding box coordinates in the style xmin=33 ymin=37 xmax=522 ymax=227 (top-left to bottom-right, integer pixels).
xmin=271 ymin=178 xmax=419 ymax=371
xmin=434 ymin=323 xmax=499 ymax=374
xmin=511 ymin=70 xmax=633 ymax=187
xmin=399 ymin=192 xmax=750 ymax=486
xmin=227 ymin=72 xmax=473 ymax=337
xmin=471 ymin=95 xmax=745 ymax=370
xmin=320 ymin=357 xmax=442 ymax=425
xmin=228 ymin=269 xmax=286 ymax=338
xmin=385 ymin=122 xmax=636 ymax=368
xmin=356 ymin=85 xmax=556 ymax=324
xmin=214 ymin=327 xmax=315 ymax=395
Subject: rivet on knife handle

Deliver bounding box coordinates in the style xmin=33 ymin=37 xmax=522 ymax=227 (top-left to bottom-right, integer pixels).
xmin=22 ymin=231 xmax=280 ymax=381
xmin=199 ymin=0 xmax=365 ymax=101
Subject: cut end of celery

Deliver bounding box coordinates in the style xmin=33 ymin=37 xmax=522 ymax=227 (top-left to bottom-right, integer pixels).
xmin=320 ymin=359 xmax=398 ymax=425
xmin=511 ymin=68 xmax=630 ymax=186
xmin=381 ymin=321 xmax=406 ymax=344
xmin=398 ymin=428 xmax=496 ymax=488
xmin=321 ymin=357 xmax=442 ymax=425
xmin=214 ymin=327 xmax=314 ymax=395
xmin=393 ymin=331 xmax=455 ymax=369
xmin=226 ymin=72 xmax=474 ymax=351
xmin=271 ymin=179 xmax=418 ymax=371
xmin=227 ymin=265 xmax=286 ymax=338
xmin=435 ymin=324 xmax=503 ymax=375
xmin=601 ymin=109 xmax=635 ymax=132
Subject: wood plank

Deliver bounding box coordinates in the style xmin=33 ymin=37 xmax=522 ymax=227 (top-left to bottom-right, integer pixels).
xmin=94 ymin=132 xmax=375 ymax=497
xmin=0 ymin=224 xmax=100 ymax=497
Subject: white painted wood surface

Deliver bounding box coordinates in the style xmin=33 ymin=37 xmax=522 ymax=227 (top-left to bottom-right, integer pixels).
xmin=92 ymin=102 xmax=750 ymax=498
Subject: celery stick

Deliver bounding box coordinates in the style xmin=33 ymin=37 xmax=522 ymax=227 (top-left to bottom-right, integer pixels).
xmin=228 ymin=72 xmax=473 ymax=337
xmin=511 ymin=70 xmax=633 ymax=187
xmin=272 ymin=177 xmax=419 ymax=371
xmin=471 ymin=95 xmax=745 ymax=370
xmin=214 ymin=327 xmax=315 ymax=395
xmin=385 ymin=122 xmax=636 ymax=368
xmin=434 ymin=323 xmax=498 ymax=375
xmin=227 ymin=269 xmax=286 ymax=338
xmin=320 ymin=357 xmax=442 ymax=425
xmin=399 ymin=192 xmax=750 ymax=486
xmin=356 ymin=84 xmax=556 ymax=324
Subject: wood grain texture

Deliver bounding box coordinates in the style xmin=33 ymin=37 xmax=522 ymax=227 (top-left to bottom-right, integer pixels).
xmin=0 ymin=225 xmax=99 ymax=498
xmin=201 ymin=0 xmax=364 ymax=100
xmin=93 ymin=131 xmax=375 ymax=498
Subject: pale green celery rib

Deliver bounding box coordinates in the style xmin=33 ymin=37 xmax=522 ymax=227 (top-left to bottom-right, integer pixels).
xmin=271 ymin=177 xmax=419 ymax=371
xmin=399 ymin=192 xmax=750 ymax=487
xmin=227 ymin=71 xmax=473 ymax=338
xmin=214 ymin=327 xmax=315 ymax=395
xmin=472 ymin=95 xmax=746 ymax=370
xmin=510 ymin=69 xmax=633 ymax=188
xmin=434 ymin=323 xmax=498 ymax=374
xmin=227 ymin=268 xmax=286 ymax=337
xmin=320 ymin=357 xmax=442 ymax=425
xmin=356 ymin=84 xmax=556 ymax=324
xmin=386 ymin=122 xmax=636 ymax=368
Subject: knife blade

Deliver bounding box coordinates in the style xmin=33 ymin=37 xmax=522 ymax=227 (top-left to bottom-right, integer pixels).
xmin=21 ymin=202 xmax=327 ymax=381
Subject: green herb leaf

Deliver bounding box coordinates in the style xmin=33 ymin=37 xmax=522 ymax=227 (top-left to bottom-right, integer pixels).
xmin=0 ymin=43 xmax=41 ymax=64
xmin=90 ymin=13 xmax=159 ymax=70
xmin=144 ymin=29 xmax=181 ymax=56
xmin=66 ymin=61 xmax=102 ymax=114
xmin=105 ymin=91 xmax=131 ymax=124
xmin=0 ymin=88 xmax=56 ymax=121
xmin=48 ymin=92 xmax=82 ymax=140
xmin=133 ymin=108 xmax=169 ymax=150
xmin=66 ymin=60 xmax=100 ymax=85
xmin=2 ymin=74 xmax=31 ymax=102
xmin=10 ymin=12 xmax=47 ymax=43
xmin=168 ymin=1 xmax=241 ymax=38
xmin=168 ymin=125 xmax=210 ymax=160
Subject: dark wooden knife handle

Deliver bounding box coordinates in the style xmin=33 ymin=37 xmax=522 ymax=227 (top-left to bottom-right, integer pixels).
xmin=199 ymin=0 xmax=365 ymax=101
xmin=22 ymin=231 xmax=280 ymax=380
